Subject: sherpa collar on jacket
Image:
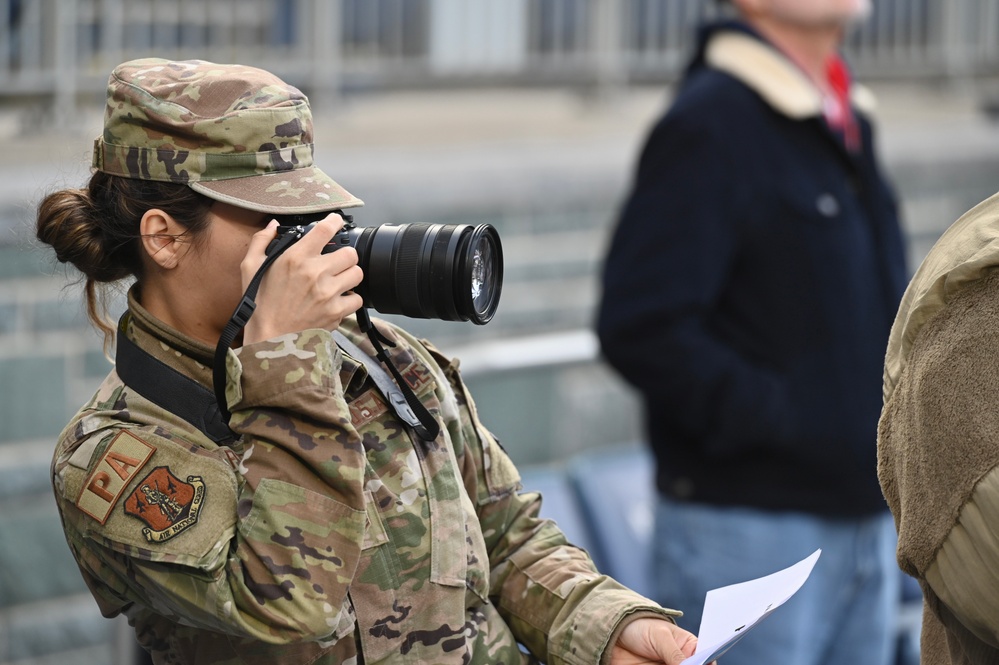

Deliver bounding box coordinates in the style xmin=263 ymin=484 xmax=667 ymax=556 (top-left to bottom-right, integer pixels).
xmin=703 ymin=25 xmax=876 ymax=120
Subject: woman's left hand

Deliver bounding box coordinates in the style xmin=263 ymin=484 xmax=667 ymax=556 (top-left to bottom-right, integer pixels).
xmin=609 ymin=617 xmax=705 ymax=665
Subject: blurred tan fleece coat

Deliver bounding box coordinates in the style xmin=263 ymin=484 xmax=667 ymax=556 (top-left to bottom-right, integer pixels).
xmin=879 ymin=191 xmax=999 ymax=664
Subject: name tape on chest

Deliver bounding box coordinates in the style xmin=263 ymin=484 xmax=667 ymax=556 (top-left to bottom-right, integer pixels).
xmin=76 ymin=430 xmax=155 ymax=524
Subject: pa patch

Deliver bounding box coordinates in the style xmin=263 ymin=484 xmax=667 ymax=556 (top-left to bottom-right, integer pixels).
xmin=77 ymin=430 xmax=155 ymax=524
xmin=124 ymin=467 xmax=206 ymax=543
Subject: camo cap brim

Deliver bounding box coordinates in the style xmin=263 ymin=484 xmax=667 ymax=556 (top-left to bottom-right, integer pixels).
xmin=93 ymin=58 xmax=362 ymax=213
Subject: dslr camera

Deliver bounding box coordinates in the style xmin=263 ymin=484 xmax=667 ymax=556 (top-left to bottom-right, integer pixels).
xmin=269 ymin=212 xmax=503 ymax=325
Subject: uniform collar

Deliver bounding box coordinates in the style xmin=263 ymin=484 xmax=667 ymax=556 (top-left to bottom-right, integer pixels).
xmin=704 ymin=29 xmax=876 ymax=120
xmin=125 ymin=286 xmax=217 ymax=369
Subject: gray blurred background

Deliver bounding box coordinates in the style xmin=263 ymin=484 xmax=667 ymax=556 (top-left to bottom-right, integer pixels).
xmin=3 ymin=0 xmax=999 ymax=662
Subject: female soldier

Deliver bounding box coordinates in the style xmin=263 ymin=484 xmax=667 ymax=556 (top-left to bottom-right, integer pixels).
xmin=37 ymin=58 xmax=698 ymax=665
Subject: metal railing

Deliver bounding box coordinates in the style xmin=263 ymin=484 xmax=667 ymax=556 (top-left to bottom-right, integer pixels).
xmin=1 ymin=0 xmax=997 ymax=123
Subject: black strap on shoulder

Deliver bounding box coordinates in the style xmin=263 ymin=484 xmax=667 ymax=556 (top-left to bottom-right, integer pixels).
xmin=115 ymin=314 xmax=236 ymax=444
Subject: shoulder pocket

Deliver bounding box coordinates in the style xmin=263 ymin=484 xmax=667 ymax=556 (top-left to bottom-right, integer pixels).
xmin=239 ymin=477 xmax=365 ymax=545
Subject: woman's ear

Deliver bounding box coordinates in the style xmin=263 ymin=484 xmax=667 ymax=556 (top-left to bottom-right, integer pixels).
xmin=139 ymin=208 xmax=188 ymax=270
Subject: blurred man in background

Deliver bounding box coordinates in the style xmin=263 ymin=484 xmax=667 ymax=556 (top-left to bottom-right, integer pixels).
xmin=597 ymin=0 xmax=908 ymax=663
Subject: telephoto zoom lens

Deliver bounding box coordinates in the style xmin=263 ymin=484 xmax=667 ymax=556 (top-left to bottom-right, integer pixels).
xmin=342 ymin=222 xmax=503 ymax=325
xmin=269 ymin=215 xmax=503 ymax=324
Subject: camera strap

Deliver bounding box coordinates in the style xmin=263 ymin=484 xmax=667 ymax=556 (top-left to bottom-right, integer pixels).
xmin=332 ymin=328 xmax=436 ymax=439
xmin=210 ymin=230 xmax=441 ymax=443
xmin=350 ymin=308 xmax=440 ymax=442
xmin=212 ymin=228 xmax=302 ymax=424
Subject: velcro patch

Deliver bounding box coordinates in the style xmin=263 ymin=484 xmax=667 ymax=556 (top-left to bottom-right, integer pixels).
xmin=349 ymin=389 xmax=388 ymax=428
xmin=76 ymin=430 xmax=155 ymax=524
xmin=124 ymin=467 xmax=206 ymax=543
xmin=399 ymin=360 xmax=435 ymax=395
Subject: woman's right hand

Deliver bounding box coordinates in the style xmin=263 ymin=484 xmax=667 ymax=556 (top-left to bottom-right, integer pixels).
xmin=241 ymin=214 xmax=365 ymax=345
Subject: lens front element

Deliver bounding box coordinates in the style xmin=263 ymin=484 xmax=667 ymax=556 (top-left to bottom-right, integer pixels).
xmin=461 ymin=225 xmax=502 ymax=324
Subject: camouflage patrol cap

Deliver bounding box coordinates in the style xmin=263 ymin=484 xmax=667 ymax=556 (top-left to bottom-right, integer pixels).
xmin=92 ymin=58 xmax=362 ymax=214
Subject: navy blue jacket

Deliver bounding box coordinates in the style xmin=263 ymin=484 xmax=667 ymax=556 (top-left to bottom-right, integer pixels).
xmin=597 ymin=22 xmax=907 ymax=516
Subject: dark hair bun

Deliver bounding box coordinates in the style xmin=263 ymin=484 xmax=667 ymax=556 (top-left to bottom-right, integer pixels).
xmin=36 ymin=188 xmax=128 ymax=282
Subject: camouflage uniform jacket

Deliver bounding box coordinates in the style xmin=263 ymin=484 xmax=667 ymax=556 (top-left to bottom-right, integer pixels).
xmin=51 ymin=294 xmax=677 ymax=665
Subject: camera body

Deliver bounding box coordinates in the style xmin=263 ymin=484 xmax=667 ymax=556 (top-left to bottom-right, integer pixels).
xmin=267 ymin=212 xmax=503 ymax=325
xmin=269 ymin=212 xmax=353 ymax=254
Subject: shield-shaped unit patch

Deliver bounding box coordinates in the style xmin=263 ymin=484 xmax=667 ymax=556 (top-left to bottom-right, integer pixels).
xmin=124 ymin=466 xmax=206 ymax=543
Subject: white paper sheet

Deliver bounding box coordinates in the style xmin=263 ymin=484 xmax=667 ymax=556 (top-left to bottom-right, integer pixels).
xmin=683 ymin=550 xmax=822 ymax=665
